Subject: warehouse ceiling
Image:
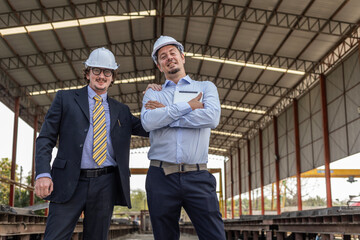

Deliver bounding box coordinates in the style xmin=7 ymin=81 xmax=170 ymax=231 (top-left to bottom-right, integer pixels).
xmin=0 ymin=0 xmax=359 ymax=156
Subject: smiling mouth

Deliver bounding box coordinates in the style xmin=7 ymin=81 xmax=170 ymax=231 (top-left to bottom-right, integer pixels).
xmin=96 ymin=78 xmax=107 ymax=83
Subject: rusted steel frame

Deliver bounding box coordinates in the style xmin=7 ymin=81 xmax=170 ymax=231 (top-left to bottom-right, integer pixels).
xmin=238 ymin=147 xmax=242 ymax=216
xmin=9 ymin=97 xmax=19 ymax=207
xmin=224 ymin=159 xmax=228 ymax=219
xmin=273 ymin=117 xmax=281 ymax=215
xmin=259 ymin=129 xmax=265 ymax=215
xmin=0 ymin=175 xmax=34 ymax=191
xmin=320 ymin=74 xmax=333 ymax=208
xmin=293 ymin=99 xmax=302 ymax=210
xmin=230 ymin=154 xmax=235 ymax=219
xmin=30 ymin=115 xmax=38 ymax=206
xmin=247 ymin=140 xmax=252 ymax=215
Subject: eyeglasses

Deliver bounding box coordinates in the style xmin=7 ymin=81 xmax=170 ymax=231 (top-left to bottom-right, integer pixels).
xmin=91 ymin=68 xmax=113 ymax=77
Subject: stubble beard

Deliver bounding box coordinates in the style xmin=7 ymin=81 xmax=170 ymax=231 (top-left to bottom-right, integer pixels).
xmin=168 ymin=68 xmax=180 ymax=75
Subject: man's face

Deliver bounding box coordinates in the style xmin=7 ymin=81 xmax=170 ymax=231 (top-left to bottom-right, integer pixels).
xmin=86 ymin=67 xmax=113 ymax=95
xmin=156 ymin=45 xmax=185 ymax=75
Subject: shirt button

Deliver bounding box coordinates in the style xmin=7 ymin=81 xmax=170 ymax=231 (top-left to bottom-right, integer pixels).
xmin=84 ymin=129 xmax=88 ymax=132
xmin=79 ymin=144 xmax=83 ymax=148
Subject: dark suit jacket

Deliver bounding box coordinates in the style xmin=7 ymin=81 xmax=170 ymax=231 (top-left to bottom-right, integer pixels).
xmin=35 ymin=86 xmax=148 ymax=207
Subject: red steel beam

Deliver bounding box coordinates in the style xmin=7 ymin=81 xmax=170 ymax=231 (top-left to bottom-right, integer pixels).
xmin=9 ymin=97 xmax=19 ymax=207
xmin=237 ymin=147 xmax=242 ymax=216
xmin=320 ymin=74 xmax=332 ymax=207
xmin=247 ymin=140 xmax=252 ymax=215
xmin=273 ymin=117 xmax=281 ymax=215
xmin=259 ymin=130 xmax=265 ymax=215
xmin=30 ymin=115 xmax=38 ymax=206
xmin=293 ymin=99 xmax=302 ymax=211
xmin=224 ymin=159 xmax=228 ymax=219
xmin=230 ymin=154 xmax=234 ymax=219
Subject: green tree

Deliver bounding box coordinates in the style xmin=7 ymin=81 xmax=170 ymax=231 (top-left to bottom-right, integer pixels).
xmin=114 ymin=189 xmax=147 ymax=216
xmin=0 ymin=158 xmax=16 ymax=205
xmin=0 ymin=158 xmax=46 ymax=213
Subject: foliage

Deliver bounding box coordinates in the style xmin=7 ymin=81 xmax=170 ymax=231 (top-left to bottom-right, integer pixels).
xmin=114 ymin=189 xmax=147 ymax=217
xmin=0 ymin=157 xmax=46 ymax=213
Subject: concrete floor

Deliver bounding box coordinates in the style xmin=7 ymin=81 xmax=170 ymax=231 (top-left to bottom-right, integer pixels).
xmin=115 ymin=233 xmax=198 ymax=239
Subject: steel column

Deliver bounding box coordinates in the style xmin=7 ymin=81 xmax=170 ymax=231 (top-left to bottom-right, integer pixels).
xmin=9 ymin=97 xmax=19 ymax=207
xmin=253 ymin=231 xmax=259 ymax=240
xmin=320 ymin=74 xmax=333 ymax=208
xmin=30 ymin=115 xmax=38 ymax=206
xmin=293 ymin=99 xmax=302 ymax=211
xmin=219 ymin=167 xmax=224 ymax=217
xmin=259 ymin=129 xmax=265 ymax=215
xmin=266 ymin=231 xmax=273 ymax=240
xmin=237 ymin=147 xmax=242 ymax=216
xmin=230 ymin=154 xmax=234 ymax=219
xmin=224 ymin=159 xmax=228 ymax=219
xmin=273 ymin=117 xmax=281 ymax=214
xmin=276 ymin=232 xmax=285 ymax=240
xmin=247 ymin=140 xmax=252 ymax=215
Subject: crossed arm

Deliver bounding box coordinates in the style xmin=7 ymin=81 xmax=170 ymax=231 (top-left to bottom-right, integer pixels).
xmin=141 ymin=82 xmax=221 ymax=131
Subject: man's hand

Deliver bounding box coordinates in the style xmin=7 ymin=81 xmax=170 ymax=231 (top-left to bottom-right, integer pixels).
xmin=145 ymin=101 xmax=165 ymax=110
xmin=35 ymin=177 xmax=53 ymax=199
xmin=143 ymin=84 xmax=162 ymax=94
xmin=188 ymin=92 xmax=204 ymax=110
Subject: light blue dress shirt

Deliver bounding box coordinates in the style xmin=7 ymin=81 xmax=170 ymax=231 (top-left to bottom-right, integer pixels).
xmin=141 ymin=75 xmax=221 ymax=164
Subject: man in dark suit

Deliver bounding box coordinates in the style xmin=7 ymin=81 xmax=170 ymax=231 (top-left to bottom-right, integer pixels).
xmin=35 ymin=47 xmax=149 ymax=240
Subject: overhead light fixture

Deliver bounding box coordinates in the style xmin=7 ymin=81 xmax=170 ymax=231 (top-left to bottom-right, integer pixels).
xmin=29 ymin=75 xmax=155 ymax=96
xmin=0 ymin=26 xmax=27 ymax=35
xmin=221 ymin=104 xmax=266 ymax=114
xmin=211 ymin=130 xmax=242 ymax=138
xmin=113 ymin=75 xmax=155 ymax=84
xmin=184 ymin=52 xmax=305 ymax=75
xmin=209 ymin=147 xmax=227 ymax=152
xmin=0 ymin=10 xmax=156 ymax=36
xmin=30 ymin=85 xmax=84 ymax=95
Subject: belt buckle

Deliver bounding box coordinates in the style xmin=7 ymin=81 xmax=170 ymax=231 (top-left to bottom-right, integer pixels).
xmin=179 ymin=163 xmax=185 ymax=173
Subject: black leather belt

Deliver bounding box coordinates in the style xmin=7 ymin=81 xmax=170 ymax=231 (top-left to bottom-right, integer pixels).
xmin=80 ymin=166 xmax=115 ymax=178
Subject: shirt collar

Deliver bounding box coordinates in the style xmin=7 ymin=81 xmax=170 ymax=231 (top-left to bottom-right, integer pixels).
xmin=163 ymin=75 xmax=192 ymax=88
xmin=87 ymin=85 xmax=108 ymax=101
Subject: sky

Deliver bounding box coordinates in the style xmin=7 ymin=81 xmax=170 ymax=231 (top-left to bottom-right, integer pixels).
xmin=1 ymin=101 xmax=360 ymax=203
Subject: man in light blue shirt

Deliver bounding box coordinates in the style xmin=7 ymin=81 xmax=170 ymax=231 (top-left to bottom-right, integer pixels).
xmin=141 ymin=36 xmax=226 ymax=240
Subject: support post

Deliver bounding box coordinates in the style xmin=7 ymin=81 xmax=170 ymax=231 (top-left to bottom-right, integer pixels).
xmin=273 ymin=117 xmax=281 ymax=214
xmin=230 ymin=154 xmax=234 ymax=219
xmin=30 ymin=115 xmax=38 ymax=206
xmin=259 ymin=129 xmax=265 ymax=215
xmin=293 ymin=99 xmax=302 ymax=210
xmin=276 ymin=232 xmax=285 ymax=240
xmin=247 ymin=140 xmax=252 ymax=215
xmin=9 ymin=97 xmax=20 ymax=207
xmin=237 ymin=147 xmax=242 ymax=216
xmin=320 ymin=74 xmax=332 ymax=207
xmin=224 ymin=159 xmax=228 ymax=219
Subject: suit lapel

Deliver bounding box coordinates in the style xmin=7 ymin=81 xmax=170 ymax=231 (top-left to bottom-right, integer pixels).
xmin=108 ymin=97 xmax=120 ymax=131
xmin=74 ymin=86 xmax=90 ymax=122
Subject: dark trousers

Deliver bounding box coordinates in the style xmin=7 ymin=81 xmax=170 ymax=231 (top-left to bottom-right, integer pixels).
xmin=146 ymin=166 xmax=226 ymax=240
xmin=44 ymin=172 xmax=116 ymax=240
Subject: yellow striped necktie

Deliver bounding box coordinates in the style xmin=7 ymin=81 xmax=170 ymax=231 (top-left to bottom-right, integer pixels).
xmin=93 ymin=95 xmax=107 ymax=166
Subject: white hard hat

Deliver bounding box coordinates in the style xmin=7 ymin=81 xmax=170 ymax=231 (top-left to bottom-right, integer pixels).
xmin=84 ymin=47 xmax=119 ymax=70
xmin=152 ymin=36 xmax=184 ymax=64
